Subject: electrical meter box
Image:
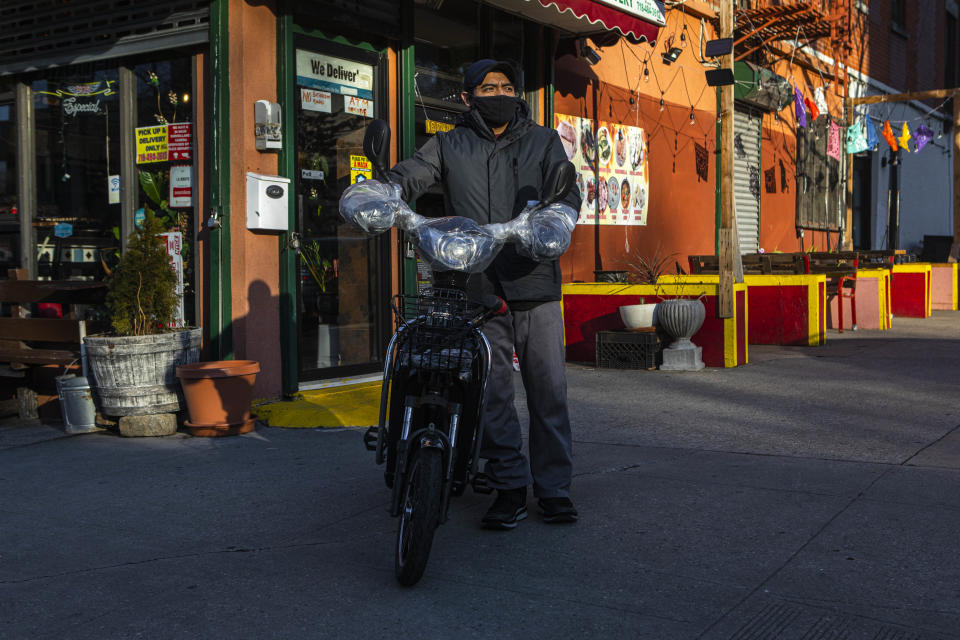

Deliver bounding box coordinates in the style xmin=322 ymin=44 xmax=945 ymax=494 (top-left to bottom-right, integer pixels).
xmin=254 ymin=100 xmax=282 ymax=151
xmin=246 ymin=172 xmax=290 ymax=232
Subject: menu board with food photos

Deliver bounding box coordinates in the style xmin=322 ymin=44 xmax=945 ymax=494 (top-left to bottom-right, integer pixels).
xmin=555 ymin=113 xmax=649 ymax=226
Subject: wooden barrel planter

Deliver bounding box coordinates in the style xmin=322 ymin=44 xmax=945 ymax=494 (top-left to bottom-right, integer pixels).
xmin=84 ymin=328 xmax=202 ymax=416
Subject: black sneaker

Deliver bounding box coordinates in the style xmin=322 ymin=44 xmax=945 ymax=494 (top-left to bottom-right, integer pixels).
xmin=481 ymin=487 xmax=528 ymax=530
xmin=538 ymin=497 xmax=578 ymax=523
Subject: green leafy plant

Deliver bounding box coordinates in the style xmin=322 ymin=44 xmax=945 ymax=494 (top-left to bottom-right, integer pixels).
xmin=106 ymin=207 xmax=178 ymax=336
xmin=139 ymin=169 xmax=190 ymax=272
xmin=300 ymin=240 xmax=337 ymax=293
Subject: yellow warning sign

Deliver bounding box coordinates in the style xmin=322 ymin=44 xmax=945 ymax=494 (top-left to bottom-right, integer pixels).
xmin=425 ymin=119 xmax=454 ymax=135
xmin=136 ymin=125 xmax=169 ymax=164
xmin=350 ymin=154 xmax=373 ymax=184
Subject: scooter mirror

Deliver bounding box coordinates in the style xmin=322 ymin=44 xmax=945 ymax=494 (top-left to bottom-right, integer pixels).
xmin=540 ymin=160 xmax=576 ymax=207
xmin=363 ymin=119 xmax=391 ymax=179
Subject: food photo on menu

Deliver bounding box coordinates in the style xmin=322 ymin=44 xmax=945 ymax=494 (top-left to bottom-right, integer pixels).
xmin=633 ymin=183 xmax=646 ymax=211
xmin=585 ymin=175 xmax=596 ymax=209
xmin=597 ymin=177 xmax=608 ymax=214
xmin=580 ymin=120 xmax=595 ymax=164
xmin=620 ymin=179 xmax=631 ymax=212
xmin=630 ymin=129 xmax=645 ymax=171
xmin=557 ymin=118 xmax=577 ymax=161
xmin=607 ymin=176 xmax=619 ymax=214
xmin=596 ymin=126 xmax=612 ymax=168
xmin=615 ymin=126 xmax=628 ymax=168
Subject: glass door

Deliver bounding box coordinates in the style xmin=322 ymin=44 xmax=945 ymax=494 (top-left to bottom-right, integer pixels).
xmin=293 ymin=38 xmax=390 ymax=380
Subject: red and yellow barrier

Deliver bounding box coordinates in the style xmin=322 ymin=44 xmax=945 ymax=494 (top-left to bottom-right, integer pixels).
xmin=660 ymin=274 xmax=825 ymax=346
xmin=891 ymin=263 xmax=932 ymax=318
xmin=930 ymin=263 xmax=958 ymax=311
xmin=561 ymin=282 xmax=748 ymax=368
xmin=850 ymin=269 xmax=891 ymax=330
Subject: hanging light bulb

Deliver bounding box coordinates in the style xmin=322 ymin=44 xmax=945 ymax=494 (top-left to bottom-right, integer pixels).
xmin=938 ymin=126 xmax=944 ymax=139
xmin=680 ymin=24 xmax=688 ymax=49
xmin=643 ymin=64 xmax=650 ymax=82
xmin=689 ymin=108 xmax=696 ymax=125
xmin=659 ymin=97 xmax=665 ymax=112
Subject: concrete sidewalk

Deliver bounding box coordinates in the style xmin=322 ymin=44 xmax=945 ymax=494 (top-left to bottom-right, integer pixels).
xmin=1 ymin=313 xmax=958 ymax=639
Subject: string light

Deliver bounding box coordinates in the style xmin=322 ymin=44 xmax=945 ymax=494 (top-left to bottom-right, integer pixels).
xmin=680 ymin=24 xmax=688 ymax=49
xmin=660 ymin=96 xmax=665 ymax=112
xmin=643 ymin=63 xmax=649 ymax=82
xmin=689 ymin=107 xmax=695 ymax=125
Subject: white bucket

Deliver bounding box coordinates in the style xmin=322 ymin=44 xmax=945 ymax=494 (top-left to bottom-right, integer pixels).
xmin=56 ymin=375 xmax=101 ymax=434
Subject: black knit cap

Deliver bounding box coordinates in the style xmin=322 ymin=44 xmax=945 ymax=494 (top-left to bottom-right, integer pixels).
xmin=462 ymin=59 xmax=519 ymax=93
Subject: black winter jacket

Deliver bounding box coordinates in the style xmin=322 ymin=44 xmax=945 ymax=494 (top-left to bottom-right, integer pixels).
xmin=388 ymin=101 xmax=582 ymax=303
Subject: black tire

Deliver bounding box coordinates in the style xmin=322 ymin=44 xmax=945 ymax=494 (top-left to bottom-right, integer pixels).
xmin=395 ymin=447 xmax=443 ymax=586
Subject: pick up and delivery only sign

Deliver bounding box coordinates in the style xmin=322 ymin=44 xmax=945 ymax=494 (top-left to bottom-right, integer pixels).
xmin=136 ymin=126 xmax=169 ymax=164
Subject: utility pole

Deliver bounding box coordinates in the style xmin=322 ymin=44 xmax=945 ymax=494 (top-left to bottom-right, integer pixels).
xmin=717 ymin=0 xmax=735 ymax=318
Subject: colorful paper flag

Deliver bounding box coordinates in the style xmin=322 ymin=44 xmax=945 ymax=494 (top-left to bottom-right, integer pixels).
xmin=804 ymin=97 xmax=820 ymax=121
xmin=882 ymin=120 xmax=898 ymax=151
xmin=846 ymin=116 xmax=869 ymax=154
xmin=898 ymin=122 xmax=912 ymax=152
xmin=694 ymin=142 xmax=709 ymax=182
xmin=827 ymin=121 xmax=842 ymax=161
xmin=814 ymin=87 xmax=829 ymax=119
xmin=794 ymin=87 xmax=806 ymax=128
xmin=914 ymin=124 xmax=934 ymax=152
xmin=865 ymin=116 xmax=879 ymax=149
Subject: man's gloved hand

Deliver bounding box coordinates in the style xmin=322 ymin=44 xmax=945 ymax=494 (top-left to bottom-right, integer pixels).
xmin=514 ymin=203 xmax=579 ymax=261
xmin=338 ymin=179 xmax=411 ymax=235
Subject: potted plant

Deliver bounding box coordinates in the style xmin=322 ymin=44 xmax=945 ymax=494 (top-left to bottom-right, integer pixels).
xmin=617 ymin=244 xmax=677 ymax=329
xmin=83 ymin=208 xmax=201 ymax=432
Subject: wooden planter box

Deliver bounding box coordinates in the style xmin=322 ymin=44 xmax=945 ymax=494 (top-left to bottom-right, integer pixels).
xmin=561 ymin=282 xmax=748 ymax=368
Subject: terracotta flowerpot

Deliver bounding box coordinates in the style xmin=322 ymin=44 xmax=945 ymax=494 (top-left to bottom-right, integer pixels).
xmin=176 ymin=360 xmax=260 ymax=437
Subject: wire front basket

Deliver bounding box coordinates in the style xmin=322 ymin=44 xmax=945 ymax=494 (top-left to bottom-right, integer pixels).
xmin=393 ymin=287 xmax=477 ymax=374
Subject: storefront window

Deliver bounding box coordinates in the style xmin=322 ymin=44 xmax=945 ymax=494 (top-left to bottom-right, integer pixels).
xmin=489 ymin=9 xmax=524 ymax=71
xmin=0 ymin=82 xmax=16 ymax=276
xmin=33 ymin=66 xmax=120 ymax=282
xmin=412 ymin=0 xmax=525 ymax=216
xmin=134 ymin=58 xmax=196 ymax=326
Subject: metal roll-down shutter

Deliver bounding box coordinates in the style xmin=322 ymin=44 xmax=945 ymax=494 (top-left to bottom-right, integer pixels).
xmin=1 ymin=0 xmax=210 ymax=76
xmin=733 ymin=107 xmax=762 ymax=254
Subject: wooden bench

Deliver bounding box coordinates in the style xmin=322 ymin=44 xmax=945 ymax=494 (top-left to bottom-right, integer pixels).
xmin=688 ymin=251 xmax=864 ymax=332
xmin=0 ymin=270 xmax=106 ymax=419
xmin=688 ymin=253 xmax=804 ymax=275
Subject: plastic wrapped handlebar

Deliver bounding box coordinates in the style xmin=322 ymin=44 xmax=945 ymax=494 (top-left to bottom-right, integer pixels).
xmin=339 ymin=179 xmax=578 ymax=273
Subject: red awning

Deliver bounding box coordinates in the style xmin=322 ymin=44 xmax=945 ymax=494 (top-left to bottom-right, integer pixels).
xmin=487 ymin=0 xmax=664 ymax=44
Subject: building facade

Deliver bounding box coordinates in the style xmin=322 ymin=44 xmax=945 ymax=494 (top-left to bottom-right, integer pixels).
xmin=1 ymin=0 xmax=956 ymax=401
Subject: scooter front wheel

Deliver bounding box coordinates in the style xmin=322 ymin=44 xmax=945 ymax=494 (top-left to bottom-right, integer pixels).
xmin=395 ymin=446 xmax=443 ymax=586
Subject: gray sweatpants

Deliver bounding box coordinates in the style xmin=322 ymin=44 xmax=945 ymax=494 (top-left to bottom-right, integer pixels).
xmin=479 ymin=301 xmax=573 ymax=499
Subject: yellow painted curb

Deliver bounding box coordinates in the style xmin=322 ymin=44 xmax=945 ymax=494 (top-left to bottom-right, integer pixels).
xmin=255 ymin=381 xmax=381 ymax=428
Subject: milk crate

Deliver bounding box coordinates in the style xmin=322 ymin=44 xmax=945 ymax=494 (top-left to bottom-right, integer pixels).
xmin=595 ymin=330 xmax=662 ymax=370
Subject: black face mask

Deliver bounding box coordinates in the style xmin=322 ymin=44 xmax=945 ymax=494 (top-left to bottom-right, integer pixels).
xmin=471 ymin=95 xmax=520 ymax=128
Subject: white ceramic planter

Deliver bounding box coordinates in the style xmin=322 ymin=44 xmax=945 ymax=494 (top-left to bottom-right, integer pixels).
xmin=619 ymin=303 xmax=658 ymax=329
